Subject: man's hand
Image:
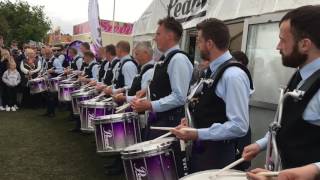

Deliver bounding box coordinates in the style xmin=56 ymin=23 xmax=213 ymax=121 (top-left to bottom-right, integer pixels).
xmin=103 ymin=86 xmax=113 ymax=95
xmin=170 ymin=127 xmax=198 ymax=141
xmin=242 ymin=143 xmax=261 ymax=161
xmin=136 ymin=89 xmax=146 ymax=98
xmin=277 ymin=164 xmax=320 ymax=180
xmin=47 ymin=69 xmax=54 ymax=74
xmin=131 ymin=99 xmax=152 ymax=112
xmin=95 ymin=84 xmax=106 ymax=91
xmin=113 ymin=93 xmax=126 ymax=103
xmin=88 ymin=80 xmax=97 ymax=86
xmin=247 ymin=168 xmax=273 ymax=180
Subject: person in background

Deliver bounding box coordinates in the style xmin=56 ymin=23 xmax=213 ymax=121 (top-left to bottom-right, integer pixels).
xmin=0 ymin=47 xmax=10 ymax=111
xmin=2 ymin=59 xmax=21 ymax=111
xmin=231 ymin=50 xmax=249 ymax=67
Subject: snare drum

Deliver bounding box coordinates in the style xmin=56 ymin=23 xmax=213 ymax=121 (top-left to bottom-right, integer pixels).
xmin=48 ymin=76 xmax=64 ymax=92
xmin=58 ymin=83 xmax=80 ymax=102
xmin=180 ymin=169 xmax=246 ymax=180
xmin=28 ymin=77 xmax=48 ymax=94
xmin=121 ymin=137 xmax=179 ymax=180
xmin=71 ymin=90 xmax=97 ymax=115
xmin=94 ymin=112 xmax=141 ymax=153
xmin=79 ymin=98 xmax=116 ymax=134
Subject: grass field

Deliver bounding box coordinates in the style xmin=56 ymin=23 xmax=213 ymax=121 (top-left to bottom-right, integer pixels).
xmin=0 ymin=107 xmax=125 ymax=180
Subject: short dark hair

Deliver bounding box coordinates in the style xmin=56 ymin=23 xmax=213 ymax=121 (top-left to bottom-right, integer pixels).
xmin=196 ymin=18 xmax=230 ymax=50
xmin=83 ymin=51 xmax=95 ymax=59
xmin=280 ymin=5 xmax=320 ymax=49
xmin=231 ymin=51 xmax=249 ymax=66
xmin=116 ymin=41 xmax=130 ymax=53
xmin=105 ymin=44 xmax=116 ymax=56
xmin=69 ymin=47 xmax=77 ymax=55
xmin=81 ymin=42 xmax=91 ymax=50
xmin=158 ymin=16 xmax=183 ymax=41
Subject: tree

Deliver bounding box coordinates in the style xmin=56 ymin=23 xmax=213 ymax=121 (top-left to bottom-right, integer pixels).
xmin=0 ymin=0 xmax=51 ymax=47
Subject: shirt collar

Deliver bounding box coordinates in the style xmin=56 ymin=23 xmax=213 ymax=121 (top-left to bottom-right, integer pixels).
xmin=111 ymin=56 xmax=118 ymax=63
xmin=88 ymin=59 xmax=96 ymax=66
xmin=164 ymin=44 xmax=180 ymax=57
xmin=299 ymin=57 xmax=320 ymax=81
xmin=141 ymin=59 xmax=155 ymax=69
xmin=120 ymin=54 xmax=131 ymax=62
xmin=209 ymin=51 xmax=233 ymax=74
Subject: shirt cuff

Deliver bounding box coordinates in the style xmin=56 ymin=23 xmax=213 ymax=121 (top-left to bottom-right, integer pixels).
xmin=256 ymin=138 xmax=268 ymax=151
xmin=151 ymin=101 xmax=161 ymax=112
xmin=197 ymin=128 xmax=210 ymax=140
xmin=126 ymin=96 xmax=134 ymax=103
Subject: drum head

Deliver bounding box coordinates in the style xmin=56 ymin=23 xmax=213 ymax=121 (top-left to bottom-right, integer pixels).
xmin=30 ymin=77 xmax=44 ymax=82
xmin=122 ymin=137 xmax=176 ymax=156
xmin=80 ymin=100 xmax=114 ymax=108
xmin=59 ymin=83 xmax=78 ymax=88
xmin=180 ymin=169 xmax=247 ymax=180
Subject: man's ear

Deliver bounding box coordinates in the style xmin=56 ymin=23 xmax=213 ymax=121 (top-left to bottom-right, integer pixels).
xmin=299 ymin=38 xmax=312 ymax=53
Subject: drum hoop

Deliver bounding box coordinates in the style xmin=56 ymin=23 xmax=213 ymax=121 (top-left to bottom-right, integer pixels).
xmin=93 ymin=114 xmax=139 ymax=124
xmin=80 ymin=103 xmax=115 ymax=108
xmin=59 ymin=84 xmax=79 ymax=88
xmin=121 ymin=138 xmax=176 ymax=157
xmin=121 ymin=146 xmax=174 ymax=160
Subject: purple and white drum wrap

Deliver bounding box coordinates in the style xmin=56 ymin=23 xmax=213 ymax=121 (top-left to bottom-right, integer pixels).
xmin=80 ymin=100 xmax=115 ymax=133
xmin=58 ymin=83 xmax=79 ymax=102
xmin=121 ymin=138 xmax=179 ymax=180
xmin=71 ymin=90 xmax=97 ymax=115
xmin=29 ymin=78 xmax=48 ymax=94
xmin=94 ymin=112 xmax=141 ymax=153
xmin=48 ymin=76 xmax=64 ymax=92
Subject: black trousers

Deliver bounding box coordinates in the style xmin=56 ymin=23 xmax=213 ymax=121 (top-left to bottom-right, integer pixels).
xmin=4 ymin=86 xmax=17 ymax=107
xmin=46 ymin=92 xmax=58 ymax=114
xmin=190 ymin=140 xmax=236 ymax=173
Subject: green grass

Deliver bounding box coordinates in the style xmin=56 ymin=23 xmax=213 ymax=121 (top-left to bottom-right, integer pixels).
xmin=0 ymin=108 xmax=125 ymax=180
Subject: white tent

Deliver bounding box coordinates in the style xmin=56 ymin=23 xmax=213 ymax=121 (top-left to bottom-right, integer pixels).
xmin=133 ymin=0 xmax=320 ymax=41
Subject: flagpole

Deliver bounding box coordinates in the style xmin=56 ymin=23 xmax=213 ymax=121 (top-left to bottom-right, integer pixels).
xmin=112 ymin=0 xmax=116 ymax=34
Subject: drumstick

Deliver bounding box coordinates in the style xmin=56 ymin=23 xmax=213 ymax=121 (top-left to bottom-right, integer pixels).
xmin=215 ymin=158 xmax=245 ymax=176
xmin=150 ymin=126 xmax=195 ymax=131
xmin=115 ymin=103 xmax=131 ymax=113
xmin=216 ymin=171 xmax=279 ymax=177
xmin=100 ymin=97 xmax=113 ymax=102
xmin=151 ymin=132 xmax=172 ymax=142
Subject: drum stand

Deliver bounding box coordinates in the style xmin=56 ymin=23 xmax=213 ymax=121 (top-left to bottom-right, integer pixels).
xmin=265 ymin=88 xmax=305 ymax=171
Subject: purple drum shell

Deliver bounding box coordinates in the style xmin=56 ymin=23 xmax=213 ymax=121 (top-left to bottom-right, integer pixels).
xmin=94 ymin=114 xmax=141 ymax=152
xmin=71 ymin=96 xmax=94 ymax=115
xmin=58 ymin=86 xmax=79 ymax=101
xmin=80 ymin=105 xmax=114 ymax=132
xmin=30 ymin=80 xmax=47 ymax=94
xmin=122 ymin=150 xmax=178 ymax=180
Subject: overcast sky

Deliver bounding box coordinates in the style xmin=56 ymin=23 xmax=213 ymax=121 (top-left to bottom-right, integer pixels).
xmin=3 ymin=0 xmax=153 ymax=34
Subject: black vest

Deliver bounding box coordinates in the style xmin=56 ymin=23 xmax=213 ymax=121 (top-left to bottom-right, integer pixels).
xmin=128 ymin=63 xmax=154 ymax=96
xmin=98 ymin=60 xmax=109 ymax=82
xmin=149 ymin=50 xmax=193 ymax=117
xmin=192 ymin=59 xmax=253 ymax=129
xmin=47 ymin=57 xmax=59 ymax=77
xmin=276 ymin=69 xmax=320 ymax=169
xmin=114 ymin=58 xmax=138 ymax=89
xmin=84 ymin=62 xmax=98 ymax=79
xmin=103 ymin=58 xmax=120 ymax=86
xmin=70 ymin=56 xmax=82 ymax=70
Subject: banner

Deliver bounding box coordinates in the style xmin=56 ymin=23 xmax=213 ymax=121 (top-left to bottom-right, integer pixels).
xmin=73 ymin=20 xmax=133 ymax=35
xmin=88 ymin=0 xmax=102 ymax=53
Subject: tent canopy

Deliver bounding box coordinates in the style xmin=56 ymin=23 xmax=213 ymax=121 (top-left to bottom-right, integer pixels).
xmin=133 ymin=0 xmax=319 ymax=37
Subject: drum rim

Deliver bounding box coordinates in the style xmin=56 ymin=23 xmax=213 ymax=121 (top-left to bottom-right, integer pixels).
xmin=71 ymin=92 xmax=97 ymax=98
xmin=179 ymin=169 xmax=245 ymax=179
xmin=80 ymin=101 xmax=115 ymax=108
xmin=94 ymin=112 xmax=138 ymax=121
xmin=93 ymin=113 xmax=138 ymax=124
xmin=121 ymin=137 xmax=176 ymax=157
xmin=121 ymin=148 xmax=173 ymax=160
xmin=59 ymin=83 xmax=79 ymax=88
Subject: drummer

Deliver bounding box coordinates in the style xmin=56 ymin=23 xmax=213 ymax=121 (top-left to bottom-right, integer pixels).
xmin=78 ymin=51 xmax=99 ymax=83
xmin=131 ymin=17 xmax=193 ymax=140
xmin=68 ymin=47 xmax=84 ymax=72
xmin=42 ymin=47 xmax=63 ymax=117
xmin=91 ymin=44 xmax=120 ymax=92
xmin=114 ymin=42 xmax=155 ymax=138
xmin=113 ymin=41 xmax=154 ymax=103
xmin=20 ymin=48 xmax=42 ymax=108
xmin=170 ymin=18 xmax=254 ymax=173
xmin=241 ymin=5 xmax=320 ymax=179
xmin=103 ymin=41 xmax=138 ymax=96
